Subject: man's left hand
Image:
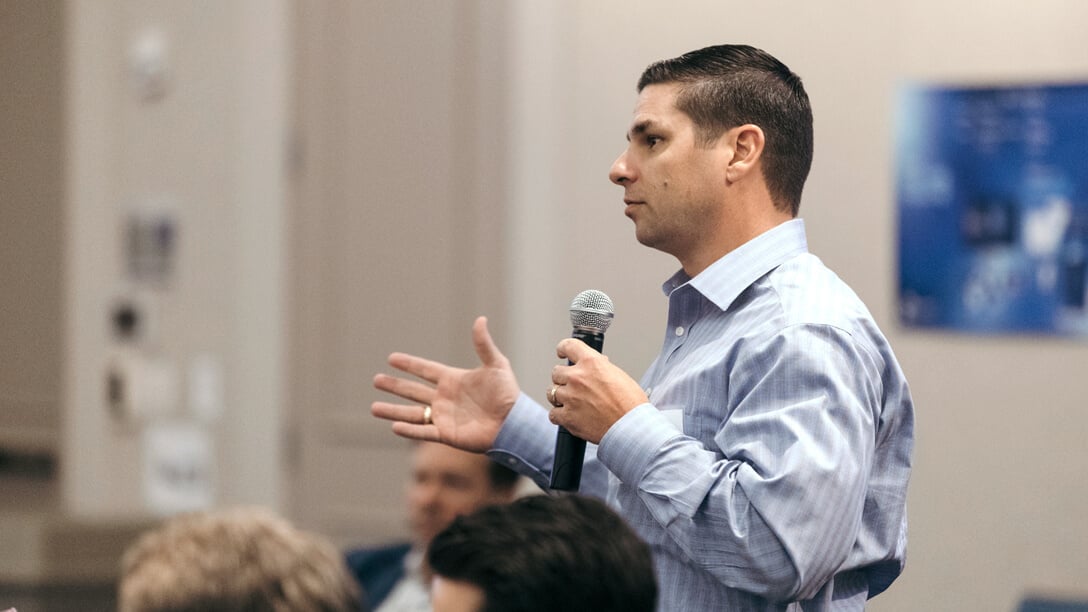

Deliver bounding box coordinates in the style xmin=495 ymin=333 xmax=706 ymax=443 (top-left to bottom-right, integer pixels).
xmin=547 ymin=338 xmax=648 ymax=443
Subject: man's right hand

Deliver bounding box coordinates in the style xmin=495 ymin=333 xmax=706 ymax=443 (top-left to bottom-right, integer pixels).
xmin=370 ymin=316 xmax=520 ymax=453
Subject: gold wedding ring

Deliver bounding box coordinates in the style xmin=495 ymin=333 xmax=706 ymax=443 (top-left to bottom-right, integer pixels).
xmin=422 ymin=405 xmax=433 ymax=425
xmin=547 ymin=385 xmax=562 ymax=408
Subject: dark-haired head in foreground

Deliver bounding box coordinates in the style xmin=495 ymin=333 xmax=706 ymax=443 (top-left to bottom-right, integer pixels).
xmin=427 ymin=494 xmax=657 ymax=612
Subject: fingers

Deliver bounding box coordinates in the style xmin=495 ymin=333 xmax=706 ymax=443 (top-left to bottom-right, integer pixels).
xmin=374 ymin=372 xmax=434 ymax=405
xmin=556 ymin=338 xmax=571 ymax=360
xmin=387 ymin=352 xmax=447 ymax=384
xmin=556 ymin=337 xmax=592 ymax=363
xmin=548 ymin=406 xmax=563 ymax=425
xmin=546 ymin=383 xmax=563 ymax=408
xmin=384 ymin=317 xmax=502 ymax=386
xmin=372 ymin=401 xmax=443 ymax=441
xmin=390 ymin=421 xmax=442 ymax=442
xmin=371 ymin=401 xmax=429 ymax=424
xmin=551 ymin=363 xmax=571 ymax=386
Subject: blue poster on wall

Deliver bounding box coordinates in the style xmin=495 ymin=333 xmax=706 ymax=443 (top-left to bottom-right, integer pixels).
xmin=896 ymin=81 xmax=1088 ymax=336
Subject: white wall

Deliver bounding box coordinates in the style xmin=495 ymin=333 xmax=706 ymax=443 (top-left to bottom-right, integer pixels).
xmin=501 ymin=2 xmax=1088 ymax=611
xmin=62 ymin=0 xmax=290 ymax=518
xmin=286 ymin=0 xmax=515 ymax=543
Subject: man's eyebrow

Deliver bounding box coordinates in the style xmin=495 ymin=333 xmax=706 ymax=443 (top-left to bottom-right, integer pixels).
xmin=626 ymin=119 xmax=659 ymax=141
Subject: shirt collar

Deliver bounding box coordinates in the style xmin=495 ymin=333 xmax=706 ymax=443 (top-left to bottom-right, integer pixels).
xmin=404 ymin=548 xmax=424 ymax=576
xmin=661 ymin=218 xmax=809 ymax=312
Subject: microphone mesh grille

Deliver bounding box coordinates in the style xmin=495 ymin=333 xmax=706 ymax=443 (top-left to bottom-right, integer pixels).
xmin=569 ymin=289 xmax=614 ymax=333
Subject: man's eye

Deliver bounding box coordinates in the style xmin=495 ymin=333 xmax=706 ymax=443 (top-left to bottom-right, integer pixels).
xmin=647 ymin=136 xmax=662 ymax=148
xmin=444 ymin=476 xmax=471 ymax=490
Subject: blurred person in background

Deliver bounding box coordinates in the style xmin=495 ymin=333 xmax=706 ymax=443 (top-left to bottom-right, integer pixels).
xmin=345 ymin=441 xmax=520 ymax=611
xmin=119 ymin=505 xmax=362 ymax=612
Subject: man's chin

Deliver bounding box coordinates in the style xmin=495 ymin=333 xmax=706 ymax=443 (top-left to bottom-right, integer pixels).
xmin=411 ymin=524 xmax=439 ymax=547
xmin=634 ymin=229 xmax=659 ymax=249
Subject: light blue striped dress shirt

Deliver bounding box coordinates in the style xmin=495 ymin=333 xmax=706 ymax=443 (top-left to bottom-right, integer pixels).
xmin=490 ymin=219 xmax=914 ymax=611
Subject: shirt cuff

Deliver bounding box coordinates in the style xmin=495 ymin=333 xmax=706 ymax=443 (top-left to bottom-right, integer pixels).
xmin=487 ymin=392 xmax=556 ymax=488
xmin=597 ymin=402 xmax=684 ymax=486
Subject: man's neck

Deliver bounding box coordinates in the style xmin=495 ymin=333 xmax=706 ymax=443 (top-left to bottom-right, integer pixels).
xmin=680 ymin=212 xmax=794 ymax=277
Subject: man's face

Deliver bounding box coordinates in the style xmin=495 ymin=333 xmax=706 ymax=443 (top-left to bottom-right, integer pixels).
xmin=407 ymin=442 xmax=509 ymax=547
xmin=430 ymin=576 xmax=486 ymax=612
xmin=609 ymin=82 xmax=730 ymax=263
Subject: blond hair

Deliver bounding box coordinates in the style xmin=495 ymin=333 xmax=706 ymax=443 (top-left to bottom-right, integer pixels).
xmin=119 ymin=506 xmax=361 ymax=612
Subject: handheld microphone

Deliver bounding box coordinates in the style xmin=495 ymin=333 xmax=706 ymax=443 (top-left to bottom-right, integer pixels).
xmin=549 ymin=289 xmax=614 ymax=491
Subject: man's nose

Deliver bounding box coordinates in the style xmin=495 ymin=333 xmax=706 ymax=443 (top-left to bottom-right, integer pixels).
xmin=412 ymin=481 xmax=440 ymax=505
xmin=609 ymin=150 xmax=634 ymax=185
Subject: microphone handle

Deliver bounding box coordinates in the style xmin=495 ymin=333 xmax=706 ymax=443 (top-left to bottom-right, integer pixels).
xmin=549 ymin=328 xmax=604 ymax=491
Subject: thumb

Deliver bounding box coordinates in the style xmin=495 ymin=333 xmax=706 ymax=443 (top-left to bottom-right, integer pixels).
xmin=472 ymin=316 xmax=507 ymax=367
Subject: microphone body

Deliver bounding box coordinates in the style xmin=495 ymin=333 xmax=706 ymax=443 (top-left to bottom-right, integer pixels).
xmin=550 ymin=290 xmax=613 ymax=491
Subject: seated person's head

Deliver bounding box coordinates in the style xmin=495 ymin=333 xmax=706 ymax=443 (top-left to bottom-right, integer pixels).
xmin=427 ymin=494 xmax=657 ymax=612
xmin=407 ymin=441 xmax=520 ymax=548
xmin=119 ymin=506 xmax=362 ymax=612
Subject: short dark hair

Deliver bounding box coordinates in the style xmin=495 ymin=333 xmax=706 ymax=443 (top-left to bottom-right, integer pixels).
xmin=638 ymin=44 xmax=813 ymax=216
xmin=428 ymin=494 xmax=657 ymax=612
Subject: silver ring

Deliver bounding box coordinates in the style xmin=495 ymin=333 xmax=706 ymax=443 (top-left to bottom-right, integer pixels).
xmin=547 ymin=385 xmax=562 ymax=408
xmin=422 ymin=405 xmax=433 ymax=425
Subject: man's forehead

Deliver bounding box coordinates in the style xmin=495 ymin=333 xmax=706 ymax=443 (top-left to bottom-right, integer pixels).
xmin=634 ymin=83 xmax=679 ymax=110
xmin=415 ymin=447 xmax=490 ymax=475
xmin=628 ymin=83 xmax=683 ymax=132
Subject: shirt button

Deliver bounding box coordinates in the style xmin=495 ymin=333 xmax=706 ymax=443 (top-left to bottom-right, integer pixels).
xmin=675 ymin=326 xmax=685 ymax=336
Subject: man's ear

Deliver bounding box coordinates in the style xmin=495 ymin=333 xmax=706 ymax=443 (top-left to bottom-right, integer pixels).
xmin=725 ymin=124 xmax=765 ymax=182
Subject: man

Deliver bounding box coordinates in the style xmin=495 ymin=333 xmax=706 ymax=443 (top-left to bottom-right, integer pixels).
xmin=345 ymin=441 xmax=520 ymax=611
xmin=119 ymin=506 xmax=362 ymax=612
xmin=427 ymin=494 xmax=657 ymax=612
xmin=371 ymin=44 xmax=914 ymax=611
